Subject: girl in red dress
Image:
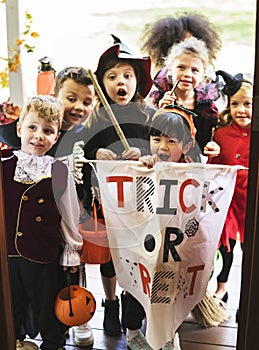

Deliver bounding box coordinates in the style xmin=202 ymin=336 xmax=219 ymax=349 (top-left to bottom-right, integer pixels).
xmin=204 ymin=72 xmax=253 ymax=320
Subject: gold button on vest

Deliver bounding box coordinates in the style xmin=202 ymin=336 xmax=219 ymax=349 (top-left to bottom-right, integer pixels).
xmin=38 ymin=198 xmax=44 ymax=204
xmin=22 ymin=195 xmax=29 ymax=201
xmin=17 ymin=231 xmax=23 ymax=236
xmin=35 ymin=216 xmax=42 ymax=222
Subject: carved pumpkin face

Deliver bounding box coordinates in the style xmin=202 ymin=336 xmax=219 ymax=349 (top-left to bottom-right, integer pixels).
xmin=55 ymin=285 xmax=96 ymax=326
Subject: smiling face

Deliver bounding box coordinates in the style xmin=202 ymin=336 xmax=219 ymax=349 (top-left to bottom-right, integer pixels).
xmin=56 ymin=78 xmax=95 ymax=130
xmin=102 ymin=62 xmax=137 ymax=105
xmin=229 ymin=87 xmax=253 ymax=129
xmin=169 ymin=53 xmax=205 ymax=91
xmin=150 ymin=134 xmax=186 ymax=162
xmin=17 ymin=112 xmax=59 ymax=156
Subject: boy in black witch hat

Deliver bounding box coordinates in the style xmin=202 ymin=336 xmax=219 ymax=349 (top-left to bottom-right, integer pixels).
xmin=82 ymin=34 xmax=156 ymax=346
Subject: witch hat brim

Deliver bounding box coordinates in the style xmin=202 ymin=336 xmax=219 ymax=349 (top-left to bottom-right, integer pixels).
xmin=0 ymin=119 xmax=20 ymax=148
xmin=95 ymin=36 xmax=153 ymax=98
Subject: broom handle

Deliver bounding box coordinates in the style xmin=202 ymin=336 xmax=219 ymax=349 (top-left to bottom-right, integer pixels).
xmin=87 ymin=69 xmax=130 ymax=151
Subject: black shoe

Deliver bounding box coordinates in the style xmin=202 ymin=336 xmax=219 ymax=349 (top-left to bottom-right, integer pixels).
xmin=236 ymin=308 xmax=239 ymax=323
xmin=120 ymin=291 xmax=127 ymax=333
xmin=221 ymin=291 xmax=228 ymax=303
xmin=102 ymin=297 xmax=121 ymax=336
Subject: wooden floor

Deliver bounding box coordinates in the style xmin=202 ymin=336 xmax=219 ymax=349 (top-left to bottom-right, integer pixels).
xmin=28 ymin=244 xmax=242 ymax=349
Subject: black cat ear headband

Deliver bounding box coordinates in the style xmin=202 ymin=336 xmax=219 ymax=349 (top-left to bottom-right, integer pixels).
xmin=216 ymin=70 xmax=252 ymax=96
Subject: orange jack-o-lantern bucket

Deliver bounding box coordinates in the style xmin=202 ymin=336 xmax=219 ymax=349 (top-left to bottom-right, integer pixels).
xmin=55 ymin=285 xmax=96 ymax=326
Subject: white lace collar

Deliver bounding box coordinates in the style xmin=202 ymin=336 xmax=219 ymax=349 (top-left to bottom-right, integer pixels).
xmin=13 ymin=150 xmax=54 ymax=184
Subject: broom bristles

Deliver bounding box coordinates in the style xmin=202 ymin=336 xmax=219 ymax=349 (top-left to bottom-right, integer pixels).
xmin=191 ymin=291 xmax=230 ymax=327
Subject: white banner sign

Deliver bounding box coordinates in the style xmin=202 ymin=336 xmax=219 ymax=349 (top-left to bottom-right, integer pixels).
xmin=95 ymin=161 xmax=238 ymax=349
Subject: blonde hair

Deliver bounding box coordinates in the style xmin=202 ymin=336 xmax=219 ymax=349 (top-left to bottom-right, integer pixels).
xmin=19 ymin=95 xmax=63 ymax=130
xmin=166 ymin=36 xmax=209 ymax=74
xmin=219 ymin=81 xmax=253 ymax=126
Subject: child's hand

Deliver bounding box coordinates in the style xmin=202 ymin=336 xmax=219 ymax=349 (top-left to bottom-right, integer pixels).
xmin=139 ymin=154 xmax=157 ymax=168
xmin=96 ymin=148 xmax=118 ymax=160
xmin=122 ymin=147 xmax=141 ymax=160
xmin=203 ymin=141 xmax=220 ymax=158
xmin=159 ymin=91 xmax=176 ymax=108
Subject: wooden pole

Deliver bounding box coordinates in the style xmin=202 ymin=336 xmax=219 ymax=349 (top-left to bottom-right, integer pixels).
xmin=0 ymin=154 xmax=15 ymax=348
xmin=87 ymin=69 xmax=130 ymax=151
xmin=236 ymin=1 xmax=259 ymax=348
xmin=5 ymin=0 xmax=26 ymax=107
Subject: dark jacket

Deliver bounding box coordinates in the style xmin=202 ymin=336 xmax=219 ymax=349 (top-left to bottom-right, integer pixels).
xmin=2 ymin=149 xmax=67 ymax=263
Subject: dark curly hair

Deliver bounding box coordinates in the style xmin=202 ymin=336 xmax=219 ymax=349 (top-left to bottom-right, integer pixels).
xmin=139 ymin=12 xmax=222 ymax=70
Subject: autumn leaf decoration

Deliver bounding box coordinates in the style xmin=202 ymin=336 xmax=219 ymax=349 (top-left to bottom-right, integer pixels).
xmin=0 ymin=5 xmax=39 ymax=88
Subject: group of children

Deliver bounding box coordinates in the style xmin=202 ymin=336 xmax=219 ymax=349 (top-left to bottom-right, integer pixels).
xmin=0 ymin=11 xmax=253 ymax=350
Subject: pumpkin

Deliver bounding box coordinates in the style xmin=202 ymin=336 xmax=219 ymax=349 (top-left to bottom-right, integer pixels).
xmin=55 ymin=285 xmax=96 ymax=326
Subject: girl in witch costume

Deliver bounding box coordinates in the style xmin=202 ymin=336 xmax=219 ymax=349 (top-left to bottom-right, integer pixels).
xmin=82 ymin=34 xmax=156 ymax=344
xmin=204 ymin=71 xmax=253 ymax=322
xmin=1 ymin=95 xmax=83 ymax=350
xmin=156 ymin=37 xmax=219 ymax=158
xmin=139 ymin=12 xmax=224 ymax=113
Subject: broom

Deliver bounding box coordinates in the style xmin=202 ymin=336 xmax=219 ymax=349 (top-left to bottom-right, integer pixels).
xmin=191 ymin=245 xmax=230 ymax=327
xmin=191 ymin=291 xmax=230 ymax=327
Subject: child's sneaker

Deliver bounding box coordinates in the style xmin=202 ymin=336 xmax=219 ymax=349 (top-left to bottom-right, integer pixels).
xmin=162 ymin=332 xmax=181 ymax=350
xmin=126 ymin=330 xmax=153 ymax=350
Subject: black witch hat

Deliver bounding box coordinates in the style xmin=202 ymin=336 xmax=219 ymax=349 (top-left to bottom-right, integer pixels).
xmin=94 ymin=34 xmax=153 ymax=98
